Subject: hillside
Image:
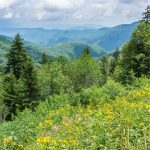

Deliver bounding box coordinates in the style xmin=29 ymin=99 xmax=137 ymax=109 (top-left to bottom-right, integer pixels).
xmin=0 ymin=80 xmax=149 ymax=149
xmin=46 ymin=43 xmax=106 ymax=58
xmin=0 ymin=35 xmax=44 ymax=63
xmin=0 ymin=22 xmax=138 ymax=52
xmin=92 ymin=22 xmax=138 ymax=52
xmin=0 ymin=35 xmax=106 ymax=62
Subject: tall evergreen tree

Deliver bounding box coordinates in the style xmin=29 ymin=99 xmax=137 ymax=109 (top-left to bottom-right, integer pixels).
xmin=5 ymin=34 xmax=27 ymax=79
xmin=22 ymin=59 xmax=40 ymax=110
xmin=81 ymin=47 xmax=90 ymax=58
xmin=41 ymin=52 xmax=49 ymax=65
xmin=100 ymin=55 xmax=109 ymax=84
xmin=3 ymin=74 xmax=24 ymax=120
xmin=141 ymin=5 xmax=150 ymax=24
xmin=113 ymin=48 xmax=120 ymax=61
xmin=109 ymin=48 xmax=120 ymax=74
xmin=3 ymin=34 xmax=40 ymax=118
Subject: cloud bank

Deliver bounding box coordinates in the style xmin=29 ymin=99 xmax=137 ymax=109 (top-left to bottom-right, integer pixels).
xmin=0 ymin=0 xmax=148 ymax=28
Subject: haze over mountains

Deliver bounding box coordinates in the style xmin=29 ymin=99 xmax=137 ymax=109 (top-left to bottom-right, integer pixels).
xmin=0 ymin=22 xmax=138 ymax=61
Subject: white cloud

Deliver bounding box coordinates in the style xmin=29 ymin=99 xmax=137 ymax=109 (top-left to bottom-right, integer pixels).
xmin=0 ymin=0 xmax=148 ymax=27
xmin=0 ymin=0 xmax=17 ymax=9
xmin=2 ymin=12 xmax=13 ymax=19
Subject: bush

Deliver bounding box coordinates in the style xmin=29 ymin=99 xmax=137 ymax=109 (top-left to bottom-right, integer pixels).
xmin=131 ymin=76 xmax=150 ymax=89
xmin=102 ymin=80 xmax=126 ymax=101
xmin=75 ymin=80 xmax=126 ymax=106
xmin=37 ymin=62 xmax=71 ymax=99
xmin=79 ymin=86 xmax=102 ymax=106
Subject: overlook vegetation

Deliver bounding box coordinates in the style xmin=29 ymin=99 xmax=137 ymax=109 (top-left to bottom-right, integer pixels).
xmin=0 ymin=8 xmax=150 ymax=149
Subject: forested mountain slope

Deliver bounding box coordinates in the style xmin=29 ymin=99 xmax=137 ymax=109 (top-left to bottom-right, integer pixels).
xmin=0 ymin=22 xmax=138 ymax=52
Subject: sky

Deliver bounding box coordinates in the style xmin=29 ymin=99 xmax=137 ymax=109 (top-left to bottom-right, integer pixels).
xmin=0 ymin=0 xmax=149 ymax=28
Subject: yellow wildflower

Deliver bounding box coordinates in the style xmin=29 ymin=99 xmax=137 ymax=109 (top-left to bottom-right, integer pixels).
xmin=44 ymin=120 xmax=53 ymax=126
xmin=37 ymin=137 xmax=50 ymax=143
xmin=12 ymin=142 xmax=17 ymax=145
xmin=3 ymin=137 xmax=11 ymax=143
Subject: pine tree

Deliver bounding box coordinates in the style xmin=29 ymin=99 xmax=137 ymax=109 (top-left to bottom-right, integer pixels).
xmin=109 ymin=48 xmax=120 ymax=74
xmin=22 ymin=58 xmax=40 ymax=110
xmin=41 ymin=52 xmax=49 ymax=65
xmin=3 ymin=74 xmax=24 ymax=120
xmin=81 ymin=47 xmax=90 ymax=58
xmin=141 ymin=5 xmax=150 ymax=24
xmin=100 ymin=55 xmax=109 ymax=84
xmin=5 ymin=34 xmax=27 ymax=79
xmin=3 ymin=34 xmax=40 ymax=118
xmin=56 ymin=56 xmax=68 ymax=65
xmin=113 ymin=48 xmax=120 ymax=61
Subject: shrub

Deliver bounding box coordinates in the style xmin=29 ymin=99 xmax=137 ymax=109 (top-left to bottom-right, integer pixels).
xmin=101 ymin=80 xmax=126 ymax=101
xmin=131 ymin=76 xmax=150 ymax=89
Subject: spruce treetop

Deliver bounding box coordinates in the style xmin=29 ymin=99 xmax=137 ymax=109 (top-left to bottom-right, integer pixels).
xmin=141 ymin=5 xmax=150 ymax=24
xmin=6 ymin=33 xmax=27 ymax=79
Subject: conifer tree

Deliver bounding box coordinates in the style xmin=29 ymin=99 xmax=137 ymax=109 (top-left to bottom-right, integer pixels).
xmin=3 ymin=34 xmax=40 ymax=118
xmin=141 ymin=5 xmax=150 ymax=24
xmin=109 ymin=48 xmax=120 ymax=74
xmin=100 ymin=55 xmax=109 ymax=84
xmin=22 ymin=58 xmax=40 ymax=110
xmin=41 ymin=52 xmax=49 ymax=65
xmin=5 ymin=34 xmax=27 ymax=79
xmin=3 ymin=74 xmax=24 ymax=120
xmin=81 ymin=47 xmax=90 ymax=58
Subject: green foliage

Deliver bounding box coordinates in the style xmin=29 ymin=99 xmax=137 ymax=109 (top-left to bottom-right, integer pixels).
xmin=113 ymin=66 xmax=136 ymax=85
xmin=78 ymin=80 xmax=125 ymax=105
xmin=5 ymin=34 xmax=27 ymax=79
xmin=46 ymin=94 xmax=70 ymax=109
xmin=66 ymin=54 xmax=102 ymax=92
xmin=141 ymin=5 xmax=150 ymax=24
xmin=78 ymin=86 xmax=102 ymax=105
xmin=0 ymin=35 xmax=48 ymax=63
xmin=0 ymin=79 xmax=149 ymax=149
xmin=0 ymin=74 xmax=7 ymax=122
xmin=81 ymin=47 xmax=90 ymax=57
xmin=22 ymin=59 xmax=40 ymax=110
xmin=0 ymin=13 xmax=150 ymax=149
xmin=37 ymin=62 xmax=71 ymax=100
xmin=101 ymin=80 xmax=125 ymax=101
xmin=46 ymin=42 xmax=106 ymax=58
xmin=40 ymin=52 xmax=49 ymax=65
xmin=131 ymin=76 xmax=150 ymax=89
xmin=99 ymin=55 xmax=109 ymax=84
xmin=121 ymin=23 xmax=150 ymax=80
xmin=3 ymin=34 xmax=40 ymax=119
xmin=55 ymin=55 xmax=68 ymax=66
xmin=3 ymin=74 xmax=24 ymax=120
xmin=109 ymin=48 xmax=120 ymax=75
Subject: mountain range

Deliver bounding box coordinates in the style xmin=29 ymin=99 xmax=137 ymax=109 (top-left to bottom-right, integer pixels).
xmin=0 ymin=22 xmax=138 ymax=62
xmin=0 ymin=35 xmax=106 ymax=63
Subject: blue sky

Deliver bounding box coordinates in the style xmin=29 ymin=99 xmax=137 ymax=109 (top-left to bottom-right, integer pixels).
xmin=0 ymin=0 xmax=148 ymax=28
